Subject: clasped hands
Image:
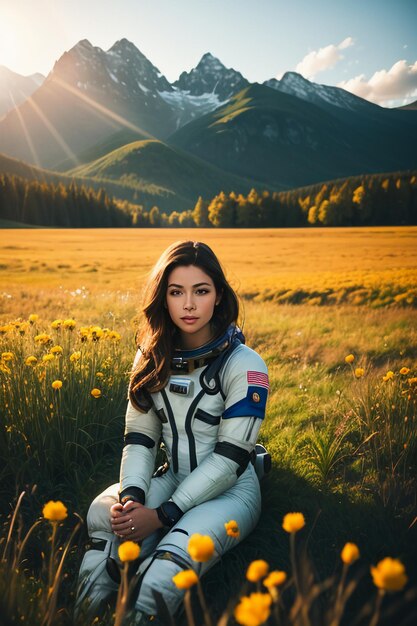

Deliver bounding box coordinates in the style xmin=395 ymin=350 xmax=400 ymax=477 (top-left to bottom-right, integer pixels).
xmin=110 ymin=501 xmax=163 ymax=542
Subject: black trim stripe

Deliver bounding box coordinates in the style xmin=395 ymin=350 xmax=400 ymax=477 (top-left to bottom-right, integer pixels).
xmin=124 ymin=432 xmax=155 ymax=448
xmin=214 ymin=441 xmax=251 ymax=476
xmin=185 ymin=387 xmax=206 ymax=472
xmin=195 ymin=408 xmax=221 ymax=425
xmin=161 ymin=388 xmax=179 ymax=474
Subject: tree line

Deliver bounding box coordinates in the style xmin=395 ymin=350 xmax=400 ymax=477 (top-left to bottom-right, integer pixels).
xmin=1 ymin=170 xmax=416 ymax=228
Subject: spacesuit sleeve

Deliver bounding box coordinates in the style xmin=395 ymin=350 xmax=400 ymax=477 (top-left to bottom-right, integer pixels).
xmin=170 ymin=346 xmax=268 ymax=513
xmin=119 ymin=351 xmax=162 ymax=502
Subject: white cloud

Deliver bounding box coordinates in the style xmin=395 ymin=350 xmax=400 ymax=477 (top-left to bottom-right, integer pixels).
xmin=338 ymin=60 xmax=417 ymax=106
xmin=295 ymin=37 xmax=354 ymax=79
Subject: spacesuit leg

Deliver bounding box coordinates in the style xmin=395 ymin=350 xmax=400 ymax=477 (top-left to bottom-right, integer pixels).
xmin=134 ymin=464 xmax=261 ymax=618
xmin=75 ymin=482 xmax=121 ymax=619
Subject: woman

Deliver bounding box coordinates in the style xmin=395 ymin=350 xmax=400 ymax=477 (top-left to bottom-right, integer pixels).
xmin=76 ymin=241 xmax=269 ymax=623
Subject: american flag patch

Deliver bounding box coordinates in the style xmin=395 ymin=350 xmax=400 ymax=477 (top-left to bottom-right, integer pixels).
xmin=247 ymin=371 xmax=269 ymax=389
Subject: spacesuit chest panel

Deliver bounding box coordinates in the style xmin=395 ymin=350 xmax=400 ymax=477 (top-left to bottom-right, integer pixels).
xmin=152 ymin=367 xmax=225 ymax=475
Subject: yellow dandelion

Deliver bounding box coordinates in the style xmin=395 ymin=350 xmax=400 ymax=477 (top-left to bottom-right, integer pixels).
xmin=282 ymin=512 xmax=305 ymax=533
xmin=172 ymin=569 xmax=198 ymax=589
xmin=28 ymin=314 xmax=39 ymax=324
xmin=70 ymin=351 xmax=81 ymax=362
xmin=90 ymin=326 xmax=103 ymax=341
xmin=341 ymin=543 xmax=360 ymax=565
xmin=35 ymin=333 xmax=52 ymax=344
xmin=1 ymin=352 xmax=14 ymax=361
xmin=246 ymin=560 xmax=269 ymax=582
xmin=52 ymin=380 xmax=63 ymax=390
xmin=50 ymin=345 xmax=63 ymax=355
xmin=400 ymin=367 xmax=410 ymax=375
xmin=42 ymin=500 xmax=68 ymax=521
xmin=25 ymin=356 xmax=38 ymax=366
xmin=109 ymin=330 xmax=121 ymax=341
xmin=263 ymin=570 xmax=287 ymax=589
xmin=63 ymin=318 xmax=76 ymax=330
xmin=383 ymin=371 xmax=395 ymax=382
xmin=51 ymin=319 xmax=62 ymax=329
xmin=91 ymin=388 xmax=102 ymax=398
xmin=355 ymin=368 xmax=365 ymax=378
xmin=0 ymin=324 xmax=13 ymax=334
xmin=225 ymin=520 xmax=240 ymax=538
xmin=371 ymin=558 xmax=408 ymax=592
xmin=42 ymin=354 xmax=54 ymax=363
xmin=345 ymin=354 xmax=355 ymax=364
xmin=234 ymin=593 xmax=272 ymax=626
xmin=118 ymin=541 xmax=140 ymax=562
xmin=0 ymin=362 xmax=11 ymax=374
xmin=187 ymin=534 xmax=215 ymax=563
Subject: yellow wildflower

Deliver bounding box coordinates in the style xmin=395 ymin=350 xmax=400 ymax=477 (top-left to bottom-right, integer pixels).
xmin=0 ymin=362 xmax=11 ymax=374
xmin=371 ymin=558 xmax=408 ymax=592
xmin=25 ymin=356 xmax=38 ymax=366
xmin=63 ymin=318 xmax=76 ymax=330
xmin=234 ymin=593 xmax=272 ymax=626
xmin=355 ymin=368 xmax=365 ymax=378
xmin=187 ymin=534 xmax=215 ymax=562
xmin=341 ymin=543 xmax=360 ymax=565
xmin=282 ymin=512 xmax=305 ymax=533
xmin=52 ymin=380 xmax=63 ymax=390
xmin=1 ymin=352 xmax=14 ymax=361
xmin=70 ymin=351 xmax=81 ymax=362
xmin=383 ymin=371 xmax=395 ymax=382
xmin=42 ymin=500 xmax=68 ymax=521
xmin=42 ymin=354 xmax=54 ymax=363
xmin=28 ymin=314 xmax=39 ymax=324
xmin=408 ymin=377 xmax=417 ymax=386
xmin=0 ymin=324 xmax=12 ymax=334
xmin=400 ymin=367 xmax=410 ymax=375
xmin=90 ymin=326 xmax=103 ymax=341
xmin=51 ymin=319 xmax=62 ymax=329
xmin=263 ymin=570 xmax=287 ymax=589
xmin=225 ymin=520 xmax=240 ymax=538
xmin=35 ymin=333 xmax=52 ymax=344
xmin=172 ymin=569 xmax=198 ymax=589
xmin=246 ymin=560 xmax=269 ymax=582
xmin=345 ymin=354 xmax=355 ymax=364
xmin=50 ymin=345 xmax=63 ymax=355
xmin=91 ymin=388 xmax=102 ymax=398
xmin=118 ymin=541 xmax=140 ymax=562
xmin=96 ymin=372 xmax=104 ymax=378
xmin=109 ymin=330 xmax=121 ymax=341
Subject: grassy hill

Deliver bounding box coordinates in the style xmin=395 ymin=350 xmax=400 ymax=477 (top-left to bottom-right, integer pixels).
xmin=68 ymin=138 xmax=279 ymax=211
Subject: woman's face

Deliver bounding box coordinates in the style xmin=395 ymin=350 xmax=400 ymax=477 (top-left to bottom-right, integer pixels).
xmin=166 ymin=264 xmax=220 ymax=349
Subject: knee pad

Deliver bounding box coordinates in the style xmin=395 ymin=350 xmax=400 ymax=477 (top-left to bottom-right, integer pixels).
xmin=135 ymin=549 xmax=193 ymax=617
xmin=86 ymin=495 xmax=114 ymax=535
xmin=75 ymin=533 xmax=120 ymax=620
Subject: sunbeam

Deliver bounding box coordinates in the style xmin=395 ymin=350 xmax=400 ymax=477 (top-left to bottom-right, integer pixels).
xmin=53 ymin=76 xmax=156 ymax=139
xmin=8 ymin=90 xmax=42 ymax=169
xmin=25 ymin=95 xmax=80 ymax=167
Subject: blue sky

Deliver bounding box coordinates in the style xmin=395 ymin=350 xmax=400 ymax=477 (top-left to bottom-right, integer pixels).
xmin=1 ymin=0 xmax=416 ymax=106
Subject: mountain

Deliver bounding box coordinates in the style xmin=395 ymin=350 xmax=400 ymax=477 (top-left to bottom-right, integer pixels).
xmin=0 ymin=66 xmax=44 ymax=119
xmin=0 ymin=39 xmax=177 ymax=169
xmin=68 ymin=139 xmax=277 ymax=211
xmin=173 ymin=52 xmax=249 ymax=101
xmin=397 ymin=99 xmax=417 ymax=111
xmin=168 ymin=83 xmax=417 ymax=189
xmin=264 ymin=71 xmax=376 ymax=113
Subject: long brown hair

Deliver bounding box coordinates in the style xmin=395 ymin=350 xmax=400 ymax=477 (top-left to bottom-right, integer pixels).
xmin=129 ymin=241 xmax=239 ymax=405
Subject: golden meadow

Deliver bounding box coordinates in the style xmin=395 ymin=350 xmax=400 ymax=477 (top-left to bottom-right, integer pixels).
xmin=0 ymin=227 xmax=416 ymax=626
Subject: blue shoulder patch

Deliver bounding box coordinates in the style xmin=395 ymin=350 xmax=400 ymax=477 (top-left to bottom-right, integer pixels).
xmin=223 ymin=386 xmax=268 ymax=419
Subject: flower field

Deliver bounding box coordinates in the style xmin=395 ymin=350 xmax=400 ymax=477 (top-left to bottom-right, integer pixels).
xmin=0 ymin=227 xmax=416 ymax=625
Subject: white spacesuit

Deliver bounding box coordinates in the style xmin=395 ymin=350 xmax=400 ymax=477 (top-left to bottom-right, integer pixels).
xmin=76 ymin=326 xmax=269 ymax=621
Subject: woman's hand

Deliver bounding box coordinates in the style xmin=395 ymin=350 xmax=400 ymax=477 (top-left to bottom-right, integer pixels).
xmin=110 ymin=501 xmax=163 ymax=542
